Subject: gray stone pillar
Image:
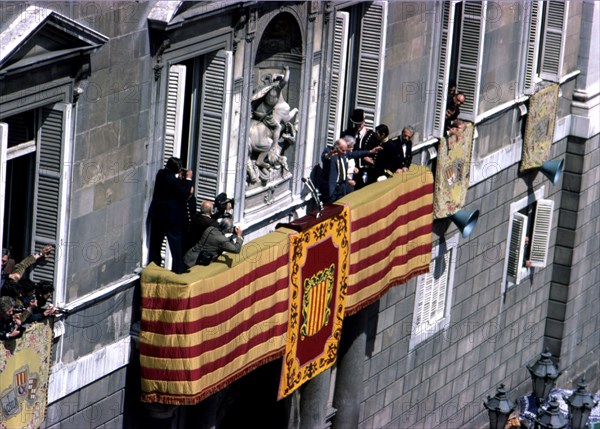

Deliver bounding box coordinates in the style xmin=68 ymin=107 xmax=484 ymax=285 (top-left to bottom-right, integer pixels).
xmin=332 ymin=310 xmax=368 ymax=429
xmin=299 ymin=369 xmax=330 ymax=429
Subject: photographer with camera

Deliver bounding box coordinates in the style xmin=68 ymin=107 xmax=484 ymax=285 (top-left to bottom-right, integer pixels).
xmin=184 ymin=218 xmax=244 ymax=268
xmin=148 ymin=157 xmax=194 ymax=274
xmin=0 ymin=296 xmax=24 ymax=340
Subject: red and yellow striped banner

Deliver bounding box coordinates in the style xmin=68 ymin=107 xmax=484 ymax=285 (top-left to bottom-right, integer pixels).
xmin=140 ymin=230 xmax=290 ymax=404
xmin=339 ymin=167 xmax=434 ymax=315
xmin=140 ymin=166 xmax=433 ymax=404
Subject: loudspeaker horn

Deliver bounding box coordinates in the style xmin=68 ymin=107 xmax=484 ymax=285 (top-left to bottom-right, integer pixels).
xmin=450 ymin=209 xmax=480 ymax=238
xmin=540 ymin=159 xmax=564 ymax=186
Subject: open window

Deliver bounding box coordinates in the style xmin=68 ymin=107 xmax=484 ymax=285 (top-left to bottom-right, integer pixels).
xmin=158 ymin=50 xmax=233 ymax=268
xmin=523 ymin=1 xmax=568 ymax=91
xmin=329 ymin=1 xmax=387 ymax=143
xmin=0 ymin=6 xmax=106 ymax=298
xmin=505 ymin=191 xmax=554 ymax=287
xmin=0 ymin=105 xmax=72 ymax=285
xmin=433 ymin=1 xmax=487 ymax=135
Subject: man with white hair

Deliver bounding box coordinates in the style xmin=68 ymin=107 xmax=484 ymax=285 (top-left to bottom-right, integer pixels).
xmin=319 ymin=138 xmax=382 ymax=204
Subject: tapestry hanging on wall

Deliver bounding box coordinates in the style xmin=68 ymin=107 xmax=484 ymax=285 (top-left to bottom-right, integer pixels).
xmin=521 ymin=83 xmax=560 ymax=172
xmin=0 ymin=319 xmax=53 ymax=429
xmin=278 ymin=205 xmax=350 ymax=399
xmin=433 ymin=122 xmax=475 ymax=219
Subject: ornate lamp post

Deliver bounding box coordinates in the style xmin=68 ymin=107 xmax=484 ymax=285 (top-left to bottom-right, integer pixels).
xmin=526 ymin=350 xmax=562 ymax=404
xmin=534 ymin=398 xmax=568 ymax=429
xmin=483 ymin=384 xmax=516 ymax=429
xmin=563 ymin=378 xmax=598 ymax=429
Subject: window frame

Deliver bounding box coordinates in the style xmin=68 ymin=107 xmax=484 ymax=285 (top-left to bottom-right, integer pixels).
xmin=0 ymin=101 xmax=73 ymax=306
xmin=502 ymin=186 xmax=555 ymax=292
xmin=409 ymin=234 xmax=458 ymax=350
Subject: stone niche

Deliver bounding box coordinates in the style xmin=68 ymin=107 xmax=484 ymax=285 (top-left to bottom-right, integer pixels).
xmin=245 ymin=11 xmax=303 ymax=220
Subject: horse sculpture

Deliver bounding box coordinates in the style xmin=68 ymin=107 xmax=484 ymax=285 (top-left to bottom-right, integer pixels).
xmin=247 ymin=66 xmax=298 ymax=184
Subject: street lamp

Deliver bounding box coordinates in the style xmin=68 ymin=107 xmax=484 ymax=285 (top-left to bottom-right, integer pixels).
xmin=563 ymin=378 xmax=598 ymax=429
xmin=526 ymin=349 xmax=562 ymax=404
xmin=483 ymin=384 xmax=516 ymax=429
xmin=534 ymin=398 xmax=568 ymax=429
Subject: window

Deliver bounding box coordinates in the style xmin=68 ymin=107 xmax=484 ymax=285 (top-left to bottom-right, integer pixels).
xmin=409 ymin=234 xmax=458 ymax=349
xmin=504 ymin=188 xmax=554 ymax=288
xmin=524 ymin=1 xmax=568 ymax=90
xmin=327 ymin=1 xmax=387 ymax=145
xmin=163 ymin=50 xmax=233 ymax=206
xmin=433 ymin=1 xmax=487 ymax=135
xmin=158 ymin=50 xmax=233 ymax=268
xmin=0 ymin=104 xmax=72 ymax=287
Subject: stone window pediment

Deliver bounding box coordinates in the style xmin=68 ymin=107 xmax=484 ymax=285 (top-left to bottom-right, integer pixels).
xmin=0 ymin=6 xmax=107 ymax=76
xmin=148 ymin=1 xmax=242 ymax=30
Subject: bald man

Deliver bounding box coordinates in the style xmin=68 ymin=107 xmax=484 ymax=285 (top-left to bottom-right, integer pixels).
xmin=319 ymin=138 xmax=382 ymax=204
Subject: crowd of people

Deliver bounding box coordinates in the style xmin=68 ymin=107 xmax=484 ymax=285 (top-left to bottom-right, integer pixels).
xmin=148 ymin=157 xmax=243 ymax=273
xmin=149 ymin=89 xmax=468 ymax=273
xmin=1 ymin=244 xmax=60 ymax=341
xmin=318 ymin=108 xmax=414 ymax=204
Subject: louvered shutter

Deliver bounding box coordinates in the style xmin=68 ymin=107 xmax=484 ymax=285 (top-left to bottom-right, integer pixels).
xmin=31 ymin=104 xmax=70 ymax=283
xmin=0 ymin=123 xmax=7 ymax=253
xmin=416 ymin=251 xmax=450 ymax=331
xmin=540 ymin=1 xmax=568 ymax=81
xmin=507 ymin=212 xmax=528 ymax=284
xmin=434 ymin=1 xmax=456 ymax=136
xmin=327 ymin=12 xmax=349 ymax=146
xmin=430 ymin=251 xmax=450 ymax=324
xmin=456 ymin=1 xmax=487 ymax=120
xmin=355 ymin=1 xmax=387 ymax=129
xmin=159 ymin=65 xmax=186 ymax=269
xmin=415 ymin=262 xmax=434 ymax=331
xmin=529 ymin=199 xmax=554 ymax=267
xmin=195 ymin=50 xmax=233 ymax=206
xmin=164 ymin=65 xmax=186 ymax=163
xmin=524 ymin=1 xmax=542 ymax=92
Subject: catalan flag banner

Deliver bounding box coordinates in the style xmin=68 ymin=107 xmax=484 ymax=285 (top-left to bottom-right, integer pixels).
xmin=339 ymin=166 xmax=434 ymax=315
xmin=140 ymin=230 xmax=291 ymax=405
xmin=433 ymin=122 xmax=475 ymax=219
xmin=520 ymin=83 xmax=559 ymax=172
xmin=140 ymin=167 xmax=433 ymax=404
xmin=0 ymin=319 xmax=53 ymax=428
xmin=278 ymin=205 xmax=350 ymax=399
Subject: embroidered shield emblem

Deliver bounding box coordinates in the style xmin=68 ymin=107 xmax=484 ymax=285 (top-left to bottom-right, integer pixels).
xmin=300 ymin=264 xmax=335 ymax=339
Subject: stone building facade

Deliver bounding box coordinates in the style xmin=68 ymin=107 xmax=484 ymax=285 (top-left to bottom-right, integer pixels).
xmin=0 ymin=1 xmax=597 ymax=428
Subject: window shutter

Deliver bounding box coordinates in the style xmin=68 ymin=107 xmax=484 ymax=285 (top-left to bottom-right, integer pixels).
xmin=32 ymin=104 xmax=70 ymax=283
xmin=195 ymin=50 xmax=233 ymax=206
xmin=434 ymin=1 xmax=456 ymax=136
xmin=524 ymin=1 xmax=542 ymax=92
xmin=507 ymin=212 xmax=528 ymax=284
xmin=355 ymin=1 xmax=387 ymax=129
xmin=0 ymin=123 xmax=7 ymax=253
xmin=456 ymin=1 xmax=487 ymax=120
xmin=164 ymin=64 xmax=186 ymax=162
xmin=540 ymin=1 xmax=567 ymax=81
xmin=416 ymin=263 xmax=435 ymax=331
xmin=529 ymin=198 xmax=554 ymax=268
xmin=430 ymin=251 xmax=450 ymax=324
xmin=327 ymin=11 xmax=349 ymax=146
xmin=416 ymin=251 xmax=450 ymax=331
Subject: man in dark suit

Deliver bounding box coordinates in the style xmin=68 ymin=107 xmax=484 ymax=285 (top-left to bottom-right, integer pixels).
xmin=372 ymin=126 xmax=414 ymax=181
xmin=319 ymin=138 xmax=382 ymax=204
xmin=341 ymin=109 xmax=379 ymax=189
xmin=148 ymin=157 xmax=194 ymax=274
